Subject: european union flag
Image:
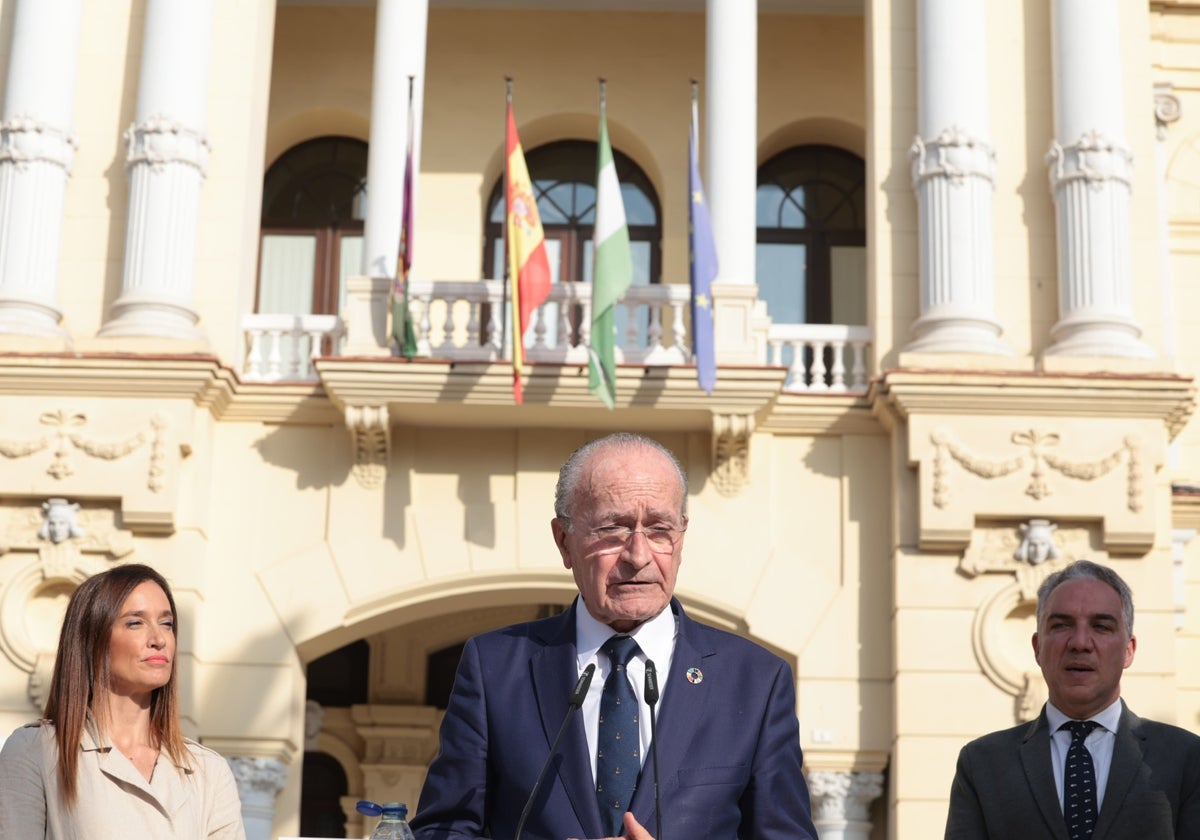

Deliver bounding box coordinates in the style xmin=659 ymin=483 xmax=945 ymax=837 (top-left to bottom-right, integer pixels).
xmin=688 ymin=103 xmax=718 ymax=394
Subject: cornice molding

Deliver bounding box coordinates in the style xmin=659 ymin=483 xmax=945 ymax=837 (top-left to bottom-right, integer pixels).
xmin=869 ymin=369 xmax=1196 ymax=437
xmin=0 ymin=354 xmax=339 ymax=425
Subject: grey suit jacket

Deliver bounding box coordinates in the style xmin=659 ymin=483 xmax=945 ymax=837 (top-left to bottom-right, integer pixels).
xmin=945 ymin=703 xmax=1200 ymax=839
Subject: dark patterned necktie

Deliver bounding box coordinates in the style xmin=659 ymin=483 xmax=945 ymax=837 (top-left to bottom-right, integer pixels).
xmin=1061 ymin=720 xmax=1100 ymax=840
xmin=597 ymin=635 xmax=642 ymax=835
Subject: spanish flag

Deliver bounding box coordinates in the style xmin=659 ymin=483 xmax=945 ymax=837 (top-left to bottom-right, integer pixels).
xmin=505 ymin=94 xmax=552 ymax=404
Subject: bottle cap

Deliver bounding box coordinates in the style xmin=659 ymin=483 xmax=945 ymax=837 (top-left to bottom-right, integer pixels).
xmin=357 ymin=799 xmax=408 ymax=819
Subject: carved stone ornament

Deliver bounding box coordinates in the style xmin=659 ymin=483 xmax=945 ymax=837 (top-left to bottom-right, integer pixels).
xmin=931 ymin=428 xmax=1143 ymax=512
xmin=712 ymin=413 xmax=755 ymax=497
xmin=227 ymin=756 xmax=289 ymax=797
xmin=1046 ymin=130 xmax=1134 ymax=191
xmin=125 ymin=114 xmax=210 ymax=175
xmin=961 ymin=519 xmax=1098 ymax=578
xmin=1014 ymin=518 xmax=1060 ymax=566
xmin=909 ymin=125 xmax=996 ymax=188
xmin=0 ymin=409 xmax=170 ymax=492
xmin=808 ymin=769 xmax=885 ymax=824
xmin=0 ymin=114 xmax=78 ymax=171
xmin=345 ymin=405 xmax=389 ymax=489
xmin=0 ymin=500 xmax=135 ymax=710
xmin=1155 ymin=83 xmax=1181 ymax=141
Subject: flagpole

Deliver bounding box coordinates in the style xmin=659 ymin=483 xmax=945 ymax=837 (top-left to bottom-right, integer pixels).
xmin=501 ymin=77 xmax=514 ymax=363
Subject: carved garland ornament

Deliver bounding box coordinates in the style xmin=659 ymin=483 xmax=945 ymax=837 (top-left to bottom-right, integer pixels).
xmin=930 ymin=428 xmax=1141 ymax=511
xmin=0 ymin=410 xmax=168 ymax=492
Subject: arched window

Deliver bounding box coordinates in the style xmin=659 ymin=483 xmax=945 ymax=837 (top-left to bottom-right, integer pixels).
xmin=756 ymin=145 xmax=866 ymax=326
xmin=258 ymin=136 xmax=368 ymax=318
xmin=483 ymin=140 xmax=661 ymax=287
xmin=482 ymin=140 xmax=660 ymax=347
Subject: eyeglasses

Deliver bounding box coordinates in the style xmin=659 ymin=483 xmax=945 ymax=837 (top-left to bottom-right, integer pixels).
xmin=581 ymin=523 xmax=687 ymax=555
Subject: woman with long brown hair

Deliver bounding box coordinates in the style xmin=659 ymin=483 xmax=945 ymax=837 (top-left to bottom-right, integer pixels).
xmin=0 ymin=563 xmax=245 ymax=838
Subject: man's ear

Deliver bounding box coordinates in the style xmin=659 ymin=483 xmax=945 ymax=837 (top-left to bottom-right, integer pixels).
xmin=551 ymin=518 xmax=573 ymax=569
xmin=1031 ymin=632 xmax=1041 ymax=665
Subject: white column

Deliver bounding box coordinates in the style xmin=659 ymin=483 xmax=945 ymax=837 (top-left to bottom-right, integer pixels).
xmin=98 ymin=0 xmax=212 ymax=341
xmin=705 ymin=0 xmax=756 ymax=288
xmin=905 ymin=0 xmax=1010 ymax=356
xmin=354 ymin=0 xmax=428 ymax=353
xmin=0 ymin=0 xmax=82 ymax=341
xmin=809 ymin=770 xmax=885 ymax=840
xmin=1044 ymin=0 xmax=1151 ymax=359
xmin=227 ymin=757 xmax=288 ymax=840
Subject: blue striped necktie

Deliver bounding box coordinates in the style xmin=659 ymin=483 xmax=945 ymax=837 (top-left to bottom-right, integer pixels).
xmin=597 ymin=635 xmax=641 ymax=835
xmin=1061 ymin=719 xmax=1100 ymax=840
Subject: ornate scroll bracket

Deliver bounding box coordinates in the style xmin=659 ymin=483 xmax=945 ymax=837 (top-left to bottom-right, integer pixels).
xmin=931 ymin=428 xmax=1142 ymax=512
xmin=1155 ymin=82 xmax=1182 ymax=141
xmin=346 ymin=405 xmax=390 ymax=489
xmin=712 ymin=413 xmax=755 ymax=497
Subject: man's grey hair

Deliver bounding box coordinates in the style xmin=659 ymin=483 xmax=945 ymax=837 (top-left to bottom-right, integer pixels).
xmin=554 ymin=432 xmax=688 ymax=522
xmin=1036 ymin=559 xmax=1134 ymax=638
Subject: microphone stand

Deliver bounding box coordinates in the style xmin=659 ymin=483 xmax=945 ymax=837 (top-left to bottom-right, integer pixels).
xmin=644 ymin=660 xmax=662 ymax=840
xmin=514 ymin=664 xmax=596 ymax=840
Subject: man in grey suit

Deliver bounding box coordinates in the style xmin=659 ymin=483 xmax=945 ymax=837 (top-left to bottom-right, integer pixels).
xmin=945 ymin=560 xmax=1200 ymax=839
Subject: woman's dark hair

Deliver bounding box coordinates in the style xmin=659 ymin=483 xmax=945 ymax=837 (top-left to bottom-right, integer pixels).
xmin=42 ymin=563 xmax=189 ymax=805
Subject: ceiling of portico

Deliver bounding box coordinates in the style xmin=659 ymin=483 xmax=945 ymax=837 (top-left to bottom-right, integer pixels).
xmin=278 ymin=0 xmax=864 ymax=14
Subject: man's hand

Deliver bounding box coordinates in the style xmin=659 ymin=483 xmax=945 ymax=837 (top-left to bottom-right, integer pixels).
xmin=568 ymin=811 xmax=656 ymax=840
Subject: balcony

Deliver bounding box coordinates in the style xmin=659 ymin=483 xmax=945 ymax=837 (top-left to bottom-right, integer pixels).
xmin=241 ymin=281 xmax=871 ymax=394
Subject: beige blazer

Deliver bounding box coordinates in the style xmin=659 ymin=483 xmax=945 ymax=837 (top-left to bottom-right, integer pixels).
xmin=0 ymin=721 xmax=246 ymax=840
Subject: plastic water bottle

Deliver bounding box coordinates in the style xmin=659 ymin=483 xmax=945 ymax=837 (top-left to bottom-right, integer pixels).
xmin=357 ymin=800 xmax=416 ymax=840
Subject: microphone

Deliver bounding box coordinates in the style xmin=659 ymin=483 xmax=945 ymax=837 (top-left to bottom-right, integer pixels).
xmin=644 ymin=660 xmax=662 ymax=840
xmin=514 ymin=663 xmax=596 ymax=840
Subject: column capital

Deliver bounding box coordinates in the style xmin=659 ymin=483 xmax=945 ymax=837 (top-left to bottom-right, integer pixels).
xmin=227 ymin=756 xmax=288 ymax=797
xmin=808 ymin=769 xmax=884 ymax=824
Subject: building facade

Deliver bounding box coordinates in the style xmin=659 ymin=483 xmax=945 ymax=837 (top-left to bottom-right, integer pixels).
xmin=0 ymin=1 xmax=1198 ymax=838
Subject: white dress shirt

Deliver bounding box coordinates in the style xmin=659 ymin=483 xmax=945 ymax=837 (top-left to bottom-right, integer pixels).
xmin=1046 ymin=697 xmax=1123 ymax=812
xmin=574 ymin=597 xmax=677 ymax=783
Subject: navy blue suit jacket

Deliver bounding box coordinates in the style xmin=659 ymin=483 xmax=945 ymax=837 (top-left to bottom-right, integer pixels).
xmin=411 ymin=598 xmax=818 ymax=840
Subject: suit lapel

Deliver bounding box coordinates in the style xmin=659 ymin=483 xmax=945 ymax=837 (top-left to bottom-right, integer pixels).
xmin=629 ymin=603 xmax=713 ymax=821
xmin=530 ymin=603 xmax=604 ymax=836
xmin=1092 ymin=704 xmax=1144 ymax=840
xmin=1019 ymin=712 xmax=1070 ymax=840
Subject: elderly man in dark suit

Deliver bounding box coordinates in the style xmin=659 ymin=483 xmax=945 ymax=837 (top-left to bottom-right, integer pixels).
xmin=945 ymin=559 xmax=1200 ymax=839
xmin=411 ymin=433 xmax=818 ymax=840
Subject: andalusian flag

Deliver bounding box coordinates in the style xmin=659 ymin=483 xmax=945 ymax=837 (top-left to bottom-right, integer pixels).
xmin=505 ymin=89 xmax=552 ymax=404
xmin=588 ymin=90 xmax=632 ymax=410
